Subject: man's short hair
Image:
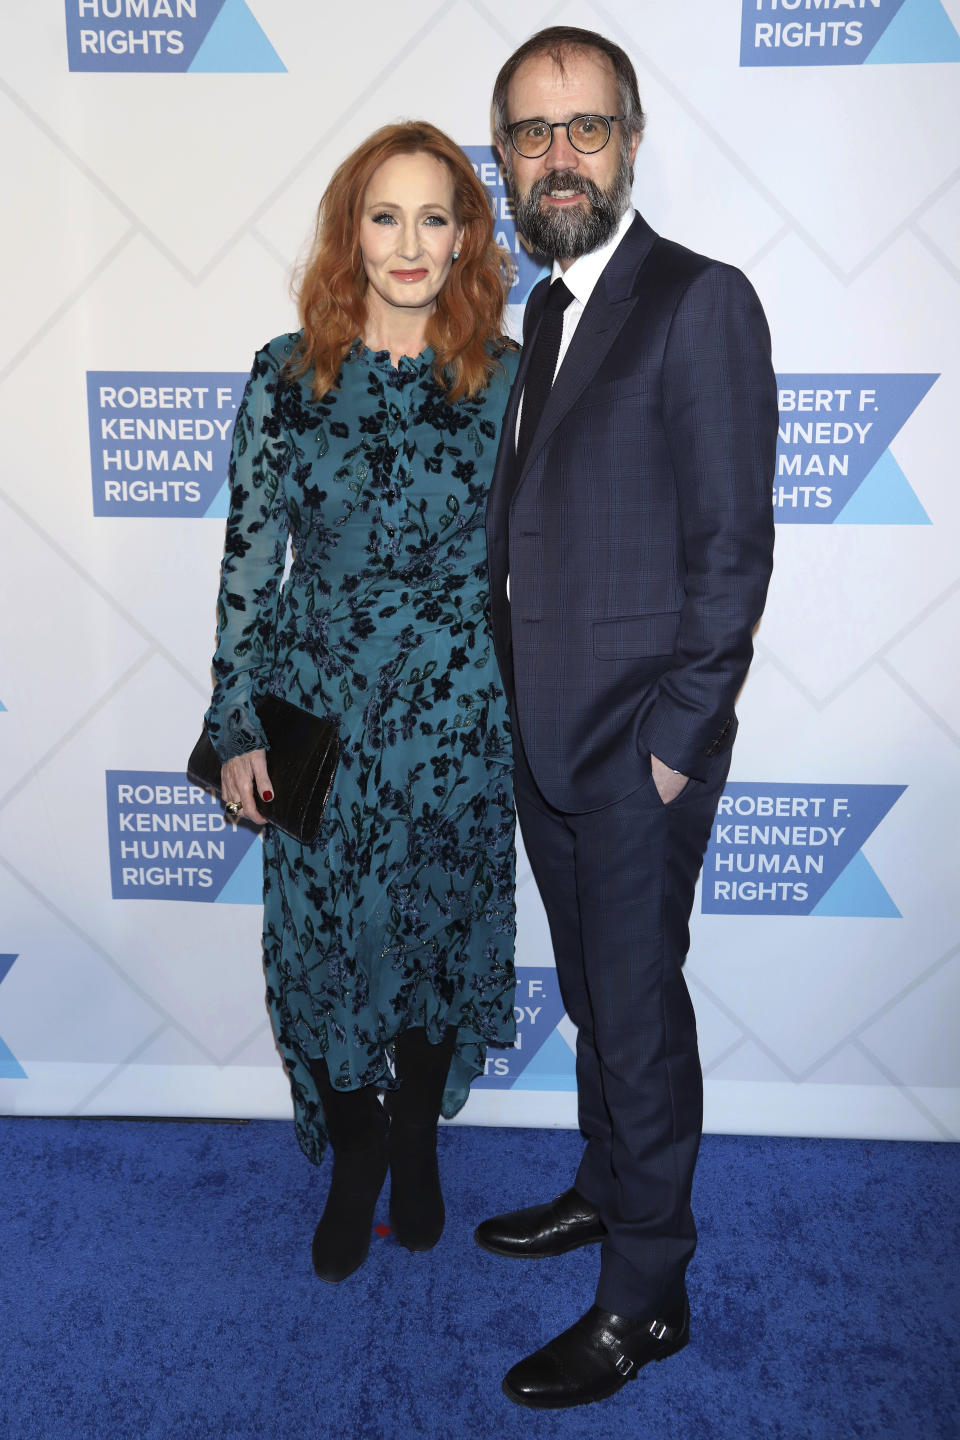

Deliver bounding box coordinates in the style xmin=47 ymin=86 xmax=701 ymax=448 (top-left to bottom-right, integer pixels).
xmin=492 ymin=26 xmax=645 ymax=145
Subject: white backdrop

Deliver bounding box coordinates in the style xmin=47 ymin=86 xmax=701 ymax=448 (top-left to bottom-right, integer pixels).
xmin=2 ymin=0 xmax=959 ymax=1141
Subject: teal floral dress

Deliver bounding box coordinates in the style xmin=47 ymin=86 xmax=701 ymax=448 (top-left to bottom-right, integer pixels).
xmin=206 ymin=333 xmax=518 ymax=1165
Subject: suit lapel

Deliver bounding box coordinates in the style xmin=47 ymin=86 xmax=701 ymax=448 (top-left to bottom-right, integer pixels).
xmin=510 ymin=277 xmax=548 ymax=443
xmin=516 ymin=214 xmax=659 ymax=489
xmin=489 ymin=279 xmax=548 ymax=511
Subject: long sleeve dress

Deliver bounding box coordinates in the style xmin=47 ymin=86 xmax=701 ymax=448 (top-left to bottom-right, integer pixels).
xmin=206 ymin=333 xmax=518 ymax=1165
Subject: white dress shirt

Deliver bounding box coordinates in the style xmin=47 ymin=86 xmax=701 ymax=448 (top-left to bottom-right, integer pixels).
xmin=515 ymin=205 xmax=637 ymax=446
xmin=507 ymin=207 xmax=637 ymax=599
xmin=551 ymin=204 xmax=637 ymax=377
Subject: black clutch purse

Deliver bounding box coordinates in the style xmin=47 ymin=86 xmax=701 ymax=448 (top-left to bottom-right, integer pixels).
xmin=187 ymin=693 xmax=340 ymax=846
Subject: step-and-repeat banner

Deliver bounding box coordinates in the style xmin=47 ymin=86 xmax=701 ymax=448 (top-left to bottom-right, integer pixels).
xmin=2 ymin=1 xmax=959 ymax=1141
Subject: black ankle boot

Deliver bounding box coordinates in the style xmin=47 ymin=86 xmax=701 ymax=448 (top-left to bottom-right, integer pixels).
xmin=308 ymin=1058 xmax=388 ymax=1283
xmin=386 ymin=1026 xmax=456 ymax=1252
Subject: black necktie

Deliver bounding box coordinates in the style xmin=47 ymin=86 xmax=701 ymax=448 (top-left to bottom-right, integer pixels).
xmin=516 ymin=278 xmax=573 ymax=471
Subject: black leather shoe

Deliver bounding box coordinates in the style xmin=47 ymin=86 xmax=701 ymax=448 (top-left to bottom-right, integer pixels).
xmin=474 ymin=1187 xmax=606 ymax=1258
xmin=502 ymin=1297 xmax=690 ymax=1409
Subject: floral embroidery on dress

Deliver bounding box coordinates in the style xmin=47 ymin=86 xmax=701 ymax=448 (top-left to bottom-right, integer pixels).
xmin=207 ymin=334 xmax=519 ymax=1164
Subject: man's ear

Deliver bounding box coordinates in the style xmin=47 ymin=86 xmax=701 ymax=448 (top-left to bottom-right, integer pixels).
xmin=627 ymin=131 xmax=641 ymax=166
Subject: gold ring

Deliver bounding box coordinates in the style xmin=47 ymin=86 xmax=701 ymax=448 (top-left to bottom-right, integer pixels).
xmin=225 ymin=800 xmax=243 ymax=820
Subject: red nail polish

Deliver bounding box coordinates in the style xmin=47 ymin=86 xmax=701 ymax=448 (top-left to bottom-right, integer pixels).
xmin=262 ymin=790 xmax=274 ymax=802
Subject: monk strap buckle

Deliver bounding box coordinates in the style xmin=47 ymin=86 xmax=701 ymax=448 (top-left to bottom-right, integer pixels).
xmin=614 ymin=1352 xmax=636 ymax=1377
xmin=648 ymin=1318 xmax=669 ymax=1342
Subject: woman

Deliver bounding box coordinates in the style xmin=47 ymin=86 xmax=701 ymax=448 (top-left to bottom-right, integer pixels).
xmin=205 ymin=123 xmax=518 ymax=1283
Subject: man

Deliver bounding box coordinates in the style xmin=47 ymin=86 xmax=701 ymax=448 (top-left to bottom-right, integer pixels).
xmin=478 ymin=27 xmax=778 ymax=1410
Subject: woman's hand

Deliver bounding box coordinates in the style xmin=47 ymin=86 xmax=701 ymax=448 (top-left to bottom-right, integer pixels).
xmin=221 ymin=749 xmax=274 ymax=826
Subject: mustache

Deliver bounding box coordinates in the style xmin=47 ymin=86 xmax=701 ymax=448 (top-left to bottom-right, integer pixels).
xmin=532 ymin=170 xmax=598 ymax=201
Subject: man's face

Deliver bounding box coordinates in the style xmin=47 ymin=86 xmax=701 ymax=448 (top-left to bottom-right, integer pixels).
xmin=498 ymin=48 xmax=640 ymax=263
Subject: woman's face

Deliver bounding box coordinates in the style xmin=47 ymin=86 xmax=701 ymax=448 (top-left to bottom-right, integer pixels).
xmin=359 ymin=151 xmax=464 ymax=321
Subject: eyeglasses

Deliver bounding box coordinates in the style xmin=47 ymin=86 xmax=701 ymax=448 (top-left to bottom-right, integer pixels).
xmin=506 ymin=114 xmax=624 ymax=160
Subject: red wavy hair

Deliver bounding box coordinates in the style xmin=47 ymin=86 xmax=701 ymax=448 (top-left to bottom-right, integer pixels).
xmin=288 ymin=122 xmax=514 ymax=403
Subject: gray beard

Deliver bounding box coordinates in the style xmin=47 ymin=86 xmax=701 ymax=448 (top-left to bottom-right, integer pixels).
xmin=510 ymin=147 xmax=633 ymax=261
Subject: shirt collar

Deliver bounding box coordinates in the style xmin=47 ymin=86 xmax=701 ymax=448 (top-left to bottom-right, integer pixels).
xmin=551 ymin=206 xmax=636 ymax=307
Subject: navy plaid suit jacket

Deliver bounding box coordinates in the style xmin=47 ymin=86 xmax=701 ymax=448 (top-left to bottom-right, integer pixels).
xmin=486 ymin=212 xmax=777 ymax=814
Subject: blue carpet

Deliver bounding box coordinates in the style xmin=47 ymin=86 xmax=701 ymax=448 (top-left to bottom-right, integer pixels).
xmin=0 ymin=1119 xmax=957 ymax=1439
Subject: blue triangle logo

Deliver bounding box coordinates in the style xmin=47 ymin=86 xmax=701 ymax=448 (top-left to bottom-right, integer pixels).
xmin=204 ymin=480 xmax=231 ymax=519
xmin=513 ymin=1026 xmax=578 ymax=1090
xmin=867 ymin=0 xmax=960 ymax=62
xmin=0 ymin=699 xmax=6 ymax=711
xmin=215 ymin=833 xmax=264 ymax=904
xmin=0 ymin=1035 xmax=27 ymax=1080
xmin=0 ymin=954 xmax=26 ymax=1078
xmin=835 ymin=449 xmax=930 ymax=525
xmin=811 ymin=850 xmax=901 ymax=918
xmin=189 ymin=0 xmax=286 ymax=73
